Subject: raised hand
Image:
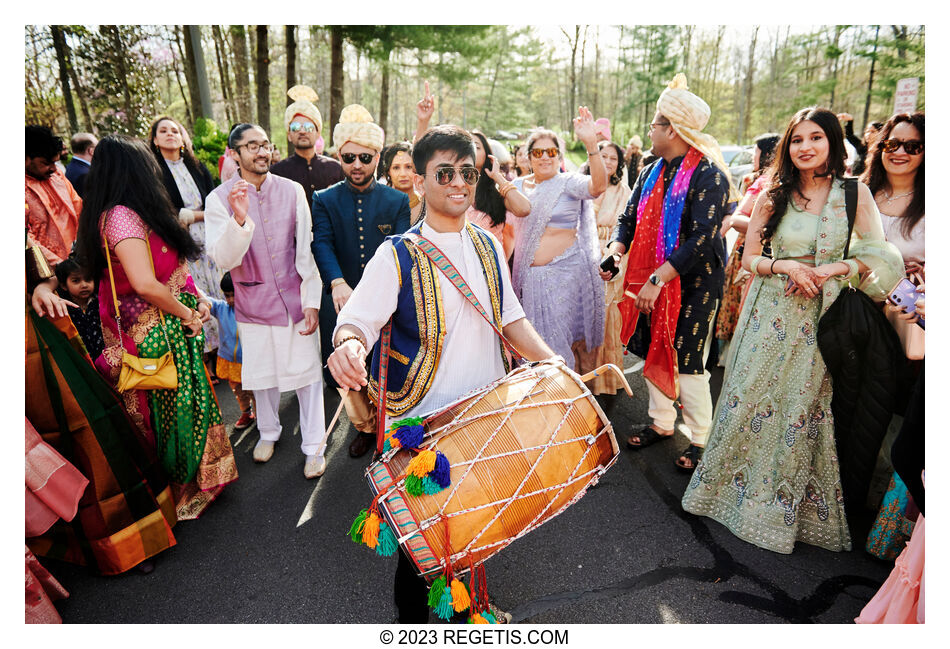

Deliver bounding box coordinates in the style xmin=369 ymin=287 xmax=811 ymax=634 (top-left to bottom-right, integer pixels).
xmin=228 ymin=178 xmax=250 ymax=225
xmin=416 ymin=80 xmax=435 ymax=123
xmin=572 ymin=106 xmax=597 ymax=147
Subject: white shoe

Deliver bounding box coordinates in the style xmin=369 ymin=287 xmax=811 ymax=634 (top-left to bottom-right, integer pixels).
xmin=253 ymin=440 xmax=275 ymax=463
xmin=304 ymin=454 xmax=327 ymax=479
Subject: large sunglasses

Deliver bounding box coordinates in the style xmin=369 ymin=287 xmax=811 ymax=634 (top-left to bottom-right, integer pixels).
xmin=424 ymin=166 xmax=479 ymax=185
xmin=529 ymin=147 xmax=560 ymax=159
xmin=882 ymin=138 xmax=924 ymax=155
xmin=289 ymin=121 xmax=317 ymax=133
xmin=340 ymin=152 xmax=375 ymax=165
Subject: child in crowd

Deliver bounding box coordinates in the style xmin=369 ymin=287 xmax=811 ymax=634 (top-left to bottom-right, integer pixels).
xmin=209 ymin=272 xmax=255 ymax=429
xmin=55 ymin=256 xmax=104 ymax=361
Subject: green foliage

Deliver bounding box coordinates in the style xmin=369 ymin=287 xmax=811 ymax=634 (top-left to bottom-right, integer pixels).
xmin=190 ymin=117 xmax=228 ymax=181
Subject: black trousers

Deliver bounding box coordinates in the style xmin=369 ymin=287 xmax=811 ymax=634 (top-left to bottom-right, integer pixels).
xmin=394 ymin=548 xmax=429 ymax=623
xmin=891 ymin=360 xmax=925 ymax=515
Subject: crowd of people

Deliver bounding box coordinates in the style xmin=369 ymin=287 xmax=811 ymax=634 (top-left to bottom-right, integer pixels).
xmin=25 ymin=72 xmax=923 ymax=625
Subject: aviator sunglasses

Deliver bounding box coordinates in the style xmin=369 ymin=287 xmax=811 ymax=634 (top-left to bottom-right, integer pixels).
xmin=289 ymin=121 xmax=317 ymax=133
xmin=529 ymin=147 xmax=560 ymax=159
xmin=340 ymin=152 xmax=375 ymax=165
xmin=424 ymin=165 xmax=479 ymax=185
xmin=882 ymin=138 xmax=924 ymax=155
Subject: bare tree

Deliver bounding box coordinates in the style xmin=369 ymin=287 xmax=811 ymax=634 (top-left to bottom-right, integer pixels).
xmin=740 ymin=26 xmax=759 ymax=144
xmin=211 ymin=25 xmax=235 ymax=124
xmin=329 ymin=26 xmax=344 ymax=134
xmin=560 ymin=26 xmax=581 ymax=130
xmin=49 ymin=26 xmax=78 ymax=133
xmin=230 ymin=26 xmax=252 ymax=122
xmin=255 ymin=26 xmax=270 ymax=134
xmin=286 ymin=25 xmax=297 ymax=107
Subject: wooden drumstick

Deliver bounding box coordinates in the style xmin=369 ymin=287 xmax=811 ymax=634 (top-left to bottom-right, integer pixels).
xmin=325 ymin=391 xmax=348 ymax=437
xmin=580 ymin=363 xmax=634 ymax=397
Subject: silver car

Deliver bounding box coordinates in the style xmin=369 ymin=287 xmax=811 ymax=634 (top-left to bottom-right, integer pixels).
xmin=720 ymin=145 xmax=755 ymax=188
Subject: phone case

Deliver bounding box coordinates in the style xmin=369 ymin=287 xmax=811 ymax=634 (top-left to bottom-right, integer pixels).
xmin=888 ymin=278 xmax=925 ymax=329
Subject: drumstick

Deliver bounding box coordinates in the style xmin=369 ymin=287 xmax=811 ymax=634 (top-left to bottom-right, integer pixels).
xmin=325 ymin=391 xmax=348 ymax=437
xmin=580 ymin=363 xmax=634 ymax=397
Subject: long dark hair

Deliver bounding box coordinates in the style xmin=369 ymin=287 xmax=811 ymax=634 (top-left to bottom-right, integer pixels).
xmin=75 ymin=134 xmax=202 ymax=277
xmin=470 ymin=130 xmax=507 ymax=227
xmin=584 ymin=141 xmax=625 ymax=185
xmin=148 ymin=116 xmax=204 ymax=179
xmin=860 ymin=112 xmax=925 ymax=238
xmin=761 ymin=107 xmax=846 ymax=244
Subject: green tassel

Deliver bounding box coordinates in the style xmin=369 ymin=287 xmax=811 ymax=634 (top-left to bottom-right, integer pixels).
xmin=427 ymin=576 xmax=446 ymax=608
xmin=482 ymin=612 xmax=497 ymax=624
xmin=404 ymin=474 xmax=424 ymax=496
xmin=421 ymin=475 xmax=444 ymax=495
xmin=392 ymin=416 xmax=424 ymax=430
xmin=348 ymin=509 xmax=368 ymax=544
xmin=383 ymin=437 xmax=391 ymax=453
xmin=434 ymin=587 xmax=455 ymax=620
xmin=375 ymin=522 xmax=398 ymax=557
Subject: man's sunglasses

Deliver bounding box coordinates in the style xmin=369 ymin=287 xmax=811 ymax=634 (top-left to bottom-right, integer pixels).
xmin=340 ymin=152 xmax=375 ymax=165
xmin=289 ymin=121 xmax=317 ymax=133
xmin=882 ymin=138 xmax=924 ymax=155
xmin=424 ymin=166 xmax=479 ymax=185
xmin=529 ymin=147 xmax=560 ymax=159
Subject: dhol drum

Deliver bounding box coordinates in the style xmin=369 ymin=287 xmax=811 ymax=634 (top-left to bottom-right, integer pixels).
xmin=365 ymin=359 xmax=627 ymax=580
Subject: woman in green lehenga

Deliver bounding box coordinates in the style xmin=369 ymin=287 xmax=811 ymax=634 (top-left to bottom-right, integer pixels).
xmin=75 ymin=135 xmax=238 ymax=520
xmin=681 ymin=108 xmax=902 ymax=554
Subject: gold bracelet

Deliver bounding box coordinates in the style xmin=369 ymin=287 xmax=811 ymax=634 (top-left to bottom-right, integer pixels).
xmin=330 ymin=278 xmax=347 ymax=289
xmin=499 ymin=183 xmax=515 ymax=198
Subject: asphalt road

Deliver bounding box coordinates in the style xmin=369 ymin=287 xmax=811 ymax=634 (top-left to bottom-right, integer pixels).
xmin=48 ymin=353 xmax=893 ymax=624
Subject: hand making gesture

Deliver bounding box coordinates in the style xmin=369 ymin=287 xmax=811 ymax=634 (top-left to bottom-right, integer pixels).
xmin=228 ymin=178 xmax=250 ymax=226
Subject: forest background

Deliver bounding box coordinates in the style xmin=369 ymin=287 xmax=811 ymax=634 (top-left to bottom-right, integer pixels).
xmin=25 ymin=25 xmax=925 ymax=179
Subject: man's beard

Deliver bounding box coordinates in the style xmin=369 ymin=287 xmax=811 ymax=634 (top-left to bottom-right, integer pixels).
xmin=346 ymin=171 xmax=373 ymax=187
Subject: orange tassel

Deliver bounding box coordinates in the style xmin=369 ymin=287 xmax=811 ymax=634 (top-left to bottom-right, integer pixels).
xmin=361 ymin=511 xmax=381 ymax=548
xmin=407 ymin=450 xmax=436 ymax=478
xmin=450 ymin=578 xmax=470 ymax=612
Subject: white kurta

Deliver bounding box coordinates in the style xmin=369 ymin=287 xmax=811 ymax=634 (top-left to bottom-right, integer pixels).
xmin=336 ymin=221 xmax=526 ymax=420
xmin=204 ymin=178 xmax=324 ymax=392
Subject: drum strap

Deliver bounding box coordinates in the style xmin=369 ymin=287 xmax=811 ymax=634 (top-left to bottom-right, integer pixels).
xmin=406 ymin=233 xmax=524 ymax=363
xmin=375 ymin=321 xmax=392 ymax=454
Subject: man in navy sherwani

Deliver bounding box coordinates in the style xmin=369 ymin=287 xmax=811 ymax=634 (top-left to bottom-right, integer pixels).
xmin=311 ymin=104 xmax=411 ymax=458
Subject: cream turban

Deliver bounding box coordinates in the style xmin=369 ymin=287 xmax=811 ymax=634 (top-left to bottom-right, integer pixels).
xmin=657 ymin=73 xmax=739 ymax=200
xmin=284 ymin=85 xmax=323 ymax=133
xmin=332 ymin=104 xmax=385 ymax=153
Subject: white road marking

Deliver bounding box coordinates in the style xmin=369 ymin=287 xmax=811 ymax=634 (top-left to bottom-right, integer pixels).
xmin=232 ymin=423 xmax=256 ymax=450
xmin=624 ymin=360 xmax=645 ymax=375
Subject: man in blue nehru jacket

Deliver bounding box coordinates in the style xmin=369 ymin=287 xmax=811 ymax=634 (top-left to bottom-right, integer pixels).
xmin=312 ymin=104 xmax=411 ymax=458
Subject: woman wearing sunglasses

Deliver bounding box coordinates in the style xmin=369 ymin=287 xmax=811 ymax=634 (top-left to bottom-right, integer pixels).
xmin=509 ymin=107 xmax=608 ymax=370
xmin=860 ymin=112 xmax=925 ymax=562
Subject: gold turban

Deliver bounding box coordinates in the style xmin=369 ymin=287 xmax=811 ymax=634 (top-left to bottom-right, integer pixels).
xmin=657 ymin=74 xmax=739 ymax=200
xmin=332 ymin=104 xmax=385 ymax=153
xmin=284 ymin=85 xmax=323 ymax=133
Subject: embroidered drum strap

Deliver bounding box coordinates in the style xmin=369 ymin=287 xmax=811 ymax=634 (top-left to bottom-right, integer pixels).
xmin=376 ymin=321 xmax=393 ymax=454
xmin=406 ymin=233 xmax=523 ymax=363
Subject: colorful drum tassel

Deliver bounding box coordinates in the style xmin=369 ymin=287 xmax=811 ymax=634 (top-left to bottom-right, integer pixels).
xmin=404 ymin=449 xmax=451 ymax=496
xmin=375 ymin=522 xmax=398 ymax=557
xmin=348 ymin=498 xmax=397 ymax=557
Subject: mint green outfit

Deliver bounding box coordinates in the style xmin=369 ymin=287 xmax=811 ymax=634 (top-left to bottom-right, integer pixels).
xmin=682 ymin=180 xmax=903 ymax=554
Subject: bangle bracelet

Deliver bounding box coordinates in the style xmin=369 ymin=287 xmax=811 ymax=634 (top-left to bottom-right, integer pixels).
xmin=330 ymin=278 xmax=347 ymax=289
xmin=770 ymin=259 xmax=778 ymax=275
xmin=335 ymin=334 xmax=365 ymax=350
xmin=586 ymin=149 xmax=599 ymax=156
xmin=499 ymin=183 xmax=515 ymax=198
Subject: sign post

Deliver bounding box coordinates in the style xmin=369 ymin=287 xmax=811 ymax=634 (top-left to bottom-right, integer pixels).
xmin=894 ymin=78 xmax=920 ymax=114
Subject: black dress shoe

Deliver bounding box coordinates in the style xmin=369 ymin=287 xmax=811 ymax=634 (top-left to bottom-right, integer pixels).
xmin=348 ymin=432 xmax=376 ymax=458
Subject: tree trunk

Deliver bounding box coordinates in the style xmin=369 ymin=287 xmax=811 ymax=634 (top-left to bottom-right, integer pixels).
xmin=285 ymin=25 xmax=297 ymax=107
xmin=329 ymin=26 xmax=344 ymax=136
xmin=379 ymin=53 xmax=391 ymax=135
xmin=185 ymin=26 xmax=214 ymax=121
xmin=484 ymin=54 xmax=503 ymax=124
xmin=230 ymin=26 xmax=252 ymax=123
xmin=171 ymin=26 xmax=193 ymax=125
xmin=105 ymin=26 xmax=135 ymax=133
xmin=255 ymin=26 xmax=271 ymax=134
xmin=741 ymin=26 xmax=759 ymax=144
xmin=50 ymin=26 xmax=78 ymax=133
xmin=561 ymin=26 xmax=580 ymax=130
xmin=180 ymin=25 xmax=202 ymax=128
xmin=212 ymin=25 xmax=236 ymax=124
xmin=863 ymin=25 xmax=880 ymax=131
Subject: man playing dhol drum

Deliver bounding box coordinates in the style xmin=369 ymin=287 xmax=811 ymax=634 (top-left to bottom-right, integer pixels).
xmin=327 ymin=125 xmax=554 ymax=623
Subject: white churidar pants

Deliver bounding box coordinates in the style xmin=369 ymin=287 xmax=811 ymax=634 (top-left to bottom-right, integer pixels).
xmin=253 ymin=383 xmax=327 ymax=456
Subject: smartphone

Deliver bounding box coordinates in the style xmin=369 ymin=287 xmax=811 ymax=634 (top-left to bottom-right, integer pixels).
xmin=785 ymin=276 xmax=797 ymax=293
xmin=600 ymin=253 xmax=619 ymax=277
xmin=888 ymin=278 xmax=925 ymax=329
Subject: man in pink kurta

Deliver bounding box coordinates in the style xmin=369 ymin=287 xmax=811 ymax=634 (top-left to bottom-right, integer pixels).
xmin=26 ymin=126 xmax=81 ymax=265
xmin=204 ymin=123 xmax=328 ymax=479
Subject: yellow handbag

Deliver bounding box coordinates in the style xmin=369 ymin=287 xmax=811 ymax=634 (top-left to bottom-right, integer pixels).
xmin=104 ymin=232 xmax=179 ymax=392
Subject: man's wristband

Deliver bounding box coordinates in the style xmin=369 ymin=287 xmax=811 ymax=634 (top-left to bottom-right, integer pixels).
xmin=335 ymin=334 xmax=365 ymax=350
